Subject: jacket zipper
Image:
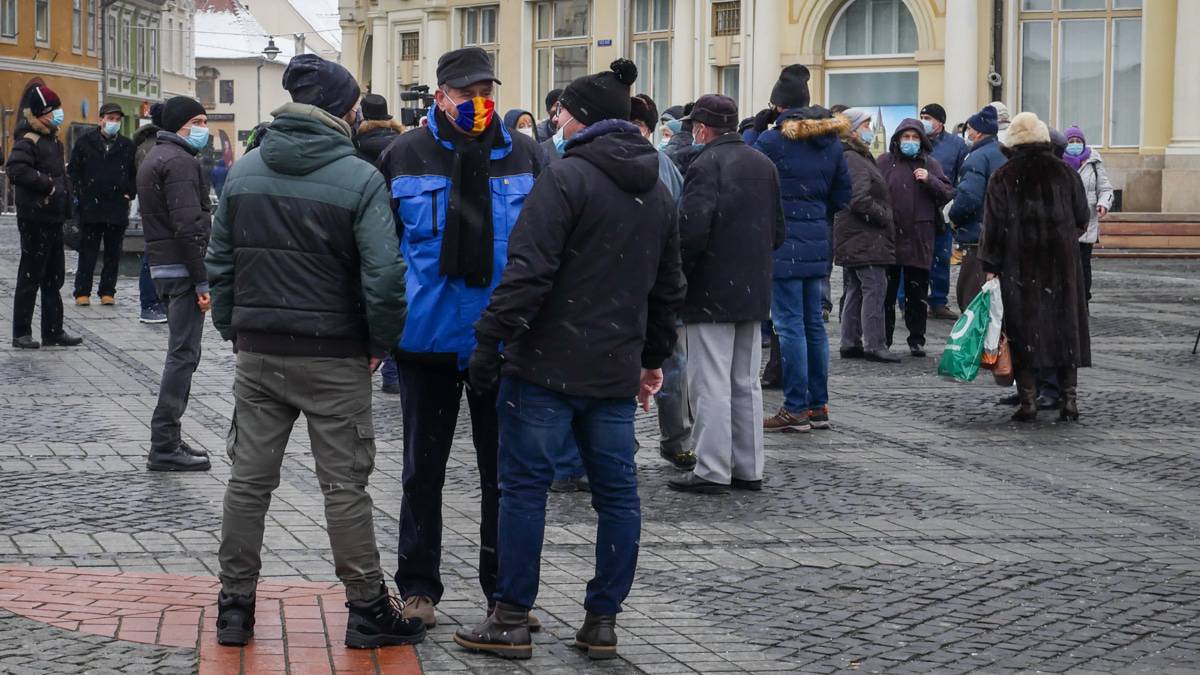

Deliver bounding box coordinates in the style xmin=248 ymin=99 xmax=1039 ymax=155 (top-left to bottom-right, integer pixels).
xmin=431 ymin=192 xmax=439 ymax=236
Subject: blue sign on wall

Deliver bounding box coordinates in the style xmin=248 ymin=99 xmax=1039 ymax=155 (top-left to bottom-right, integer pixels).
xmin=597 ymin=39 xmax=612 ymax=46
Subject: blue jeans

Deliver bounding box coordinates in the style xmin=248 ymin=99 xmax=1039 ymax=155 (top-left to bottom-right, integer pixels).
xmin=653 ymin=325 xmax=691 ymax=455
xmin=139 ymin=255 xmax=161 ymax=312
xmin=929 ymin=228 xmax=953 ymax=309
xmin=554 ymin=434 xmax=586 ymax=481
xmin=494 ymin=376 xmax=640 ymax=615
xmin=380 ymin=356 xmax=399 ymax=387
xmin=772 ymin=277 xmax=829 ymax=414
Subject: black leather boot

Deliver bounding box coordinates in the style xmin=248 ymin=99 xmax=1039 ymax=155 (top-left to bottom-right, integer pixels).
xmin=216 ymin=591 xmax=255 ymax=646
xmin=574 ymin=612 xmax=618 ymax=660
xmin=1058 ymin=367 xmax=1079 ymax=421
xmin=453 ymin=602 xmax=532 ymax=660
xmin=1011 ymin=369 xmax=1038 ymax=423
xmin=147 ymin=446 xmax=211 ymax=472
xmin=345 ymin=589 xmax=427 ymax=648
xmin=761 ymin=333 xmax=781 ymax=388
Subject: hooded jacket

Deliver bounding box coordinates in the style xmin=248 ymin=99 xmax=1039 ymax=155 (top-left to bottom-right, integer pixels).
xmin=678 ymin=132 xmax=783 ymax=323
xmin=876 ymin=119 xmax=955 ymax=269
xmin=5 ymin=113 xmax=71 ymax=225
xmin=353 ymin=118 xmax=404 ymax=164
xmin=475 ymin=120 xmax=685 ymax=399
xmin=135 ymin=131 xmax=211 ymax=290
xmin=1074 ymin=149 xmax=1113 ymax=244
xmin=378 ymin=106 xmax=544 ymax=369
xmin=69 ymin=126 xmax=136 ymax=225
xmin=502 ymin=109 xmax=536 ymax=137
xmin=833 ymin=134 xmax=894 ymax=268
xmin=752 ymin=107 xmax=853 ymax=279
xmin=948 ymin=134 xmax=1006 ymax=245
xmin=205 ymin=102 xmax=407 ymax=359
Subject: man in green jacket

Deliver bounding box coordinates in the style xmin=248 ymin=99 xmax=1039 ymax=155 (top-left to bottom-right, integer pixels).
xmin=205 ymin=54 xmax=422 ymax=649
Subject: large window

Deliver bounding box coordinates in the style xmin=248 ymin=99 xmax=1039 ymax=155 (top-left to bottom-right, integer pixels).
xmin=630 ymin=0 xmax=670 ymax=108
xmin=1018 ymin=0 xmax=1142 ymax=147
xmin=107 ymin=15 xmax=117 ymax=68
xmin=460 ymin=6 xmax=498 ymax=71
xmin=534 ymin=1 xmax=590 ymax=118
xmin=0 ymin=0 xmax=15 ymax=39
xmin=35 ymin=0 xmax=50 ymax=44
xmin=73 ymin=0 xmax=81 ymax=50
xmin=718 ymin=65 xmax=740 ymax=99
xmin=87 ymin=0 xmax=96 ymax=52
xmin=122 ymin=16 xmax=133 ymax=71
xmin=828 ymin=0 xmax=917 ymax=58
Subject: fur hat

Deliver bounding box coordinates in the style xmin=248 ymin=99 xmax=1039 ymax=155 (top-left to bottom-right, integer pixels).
xmin=1006 ymin=112 xmax=1050 ymax=146
xmin=25 ymin=84 xmax=61 ymax=117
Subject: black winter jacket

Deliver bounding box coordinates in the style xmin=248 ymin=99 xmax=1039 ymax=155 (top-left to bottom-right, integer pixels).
xmin=678 ymin=133 xmax=783 ymax=324
xmin=475 ymin=120 xmax=686 ymax=398
xmin=833 ymin=135 xmax=894 ymax=268
xmin=133 ymin=124 xmax=159 ymax=170
xmin=354 ymin=119 xmax=403 ymax=164
xmin=5 ymin=116 xmax=71 ymax=225
xmin=136 ymin=132 xmax=212 ymax=289
xmin=206 ymin=103 xmax=407 ymax=359
xmin=68 ymin=127 xmax=136 ymax=225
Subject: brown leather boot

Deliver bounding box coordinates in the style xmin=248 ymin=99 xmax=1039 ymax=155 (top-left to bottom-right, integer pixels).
xmin=1011 ymin=368 xmax=1038 ymax=423
xmin=574 ymin=612 xmax=618 ymax=660
xmin=453 ymin=602 xmax=532 ymax=660
xmin=1058 ymin=367 xmax=1079 ymax=421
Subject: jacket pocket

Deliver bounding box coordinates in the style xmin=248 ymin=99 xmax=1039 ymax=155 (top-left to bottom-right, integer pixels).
xmin=392 ymin=175 xmax=449 ymax=244
xmin=490 ymin=174 xmax=535 ymax=240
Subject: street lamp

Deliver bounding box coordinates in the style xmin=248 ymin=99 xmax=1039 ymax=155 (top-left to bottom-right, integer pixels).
xmin=256 ymin=37 xmax=281 ymax=126
xmin=262 ymin=37 xmax=281 ymax=62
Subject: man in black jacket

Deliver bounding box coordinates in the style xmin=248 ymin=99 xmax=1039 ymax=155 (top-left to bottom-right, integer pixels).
xmin=534 ymin=87 xmax=561 ymax=143
xmin=6 ymin=83 xmax=82 ymax=349
xmin=136 ymin=96 xmax=213 ymax=472
xmin=69 ymin=102 xmax=136 ymax=306
xmin=667 ymin=95 xmax=783 ymax=495
xmin=453 ymin=59 xmax=685 ymax=662
xmin=354 ymin=93 xmax=404 ymax=163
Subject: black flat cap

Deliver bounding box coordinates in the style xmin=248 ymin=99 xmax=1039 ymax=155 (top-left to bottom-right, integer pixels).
xmin=684 ymin=94 xmax=738 ymax=129
xmin=437 ymin=47 xmax=501 ymax=89
xmin=98 ymin=102 xmax=124 ymax=117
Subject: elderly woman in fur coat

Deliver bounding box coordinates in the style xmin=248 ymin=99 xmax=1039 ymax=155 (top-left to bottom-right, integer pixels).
xmin=979 ymin=112 xmax=1091 ymax=423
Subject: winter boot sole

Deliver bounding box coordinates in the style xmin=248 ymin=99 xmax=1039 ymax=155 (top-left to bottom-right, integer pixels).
xmin=345 ymin=625 xmax=427 ymax=649
xmin=573 ymin=640 xmax=619 ymax=660
xmin=217 ymin=627 xmax=252 ymax=647
xmin=146 ymin=459 xmax=212 ymax=472
xmin=452 ymin=633 xmax=531 ymax=659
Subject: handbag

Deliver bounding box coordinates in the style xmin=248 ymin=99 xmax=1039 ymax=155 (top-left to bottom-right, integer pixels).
xmin=992 ymin=334 xmax=1014 ymax=387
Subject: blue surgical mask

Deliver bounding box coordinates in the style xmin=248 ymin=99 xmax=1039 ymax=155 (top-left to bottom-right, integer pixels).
xmin=963 ymin=134 xmax=974 ymax=149
xmin=553 ymin=127 xmax=566 ymax=154
xmin=665 ymin=119 xmax=683 ymax=134
xmin=656 ymin=138 xmax=669 ymax=152
xmin=103 ymin=121 xmax=121 ymax=136
xmin=692 ymin=140 xmax=705 ymax=149
xmin=900 ymin=140 xmax=921 ymax=157
xmin=859 ymin=129 xmax=875 ymax=145
xmin=186 ymin=124 xmax=209 ymax=150
xmin=922 ymin=119 xmax=934 ymax=136
xmin=1065 ymin=142 xmax=1085 ymax=157
xmin=50 ymin=109 xmax=65 ymax=127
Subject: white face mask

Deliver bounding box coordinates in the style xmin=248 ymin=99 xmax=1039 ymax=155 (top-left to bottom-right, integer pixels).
xmin=517 ymin=127 xmax=534 ymax=138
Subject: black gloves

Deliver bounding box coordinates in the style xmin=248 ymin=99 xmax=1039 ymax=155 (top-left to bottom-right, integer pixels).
xmin=468 ymin=338 xmax=502 ymax=395
xmin=753 ymin=108 xmax=779 ymax=134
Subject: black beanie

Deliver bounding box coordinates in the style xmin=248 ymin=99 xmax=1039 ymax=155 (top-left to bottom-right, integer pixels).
xmin=162 ymin=96 xmax=206 ymax=133
xmin=629 ymin=94 xmax=658 ymax=130
xmin=770 ymin=64 xmax=811 ymax=109
xmin=149 ymin=102 xmax=165 ymax=128
xmin=920 ymin=103 xmax=947 ymax=125
xmin=282 ymin=54 xmax=361 ymax=118
xmin=559 ymin=59 xmax=638 ymax=127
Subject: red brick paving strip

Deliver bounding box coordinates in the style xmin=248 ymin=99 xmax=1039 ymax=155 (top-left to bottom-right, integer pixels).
xmin=0 ymin=566 xmax=421 ymax=674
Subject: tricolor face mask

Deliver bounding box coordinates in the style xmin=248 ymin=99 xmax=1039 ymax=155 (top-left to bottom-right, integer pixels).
xmin=443 ymin=88 xmax=495 ymax=134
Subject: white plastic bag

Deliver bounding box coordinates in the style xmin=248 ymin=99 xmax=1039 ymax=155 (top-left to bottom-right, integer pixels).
xmin=981 ymin=278 xmax=1004 ymax=358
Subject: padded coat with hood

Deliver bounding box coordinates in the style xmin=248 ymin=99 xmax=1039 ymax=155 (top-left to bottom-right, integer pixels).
xmin=5 ymin=113 xmax=71 ymax=225
xmin=948 ymin=134 xmax=1006 ymax=245
xmin=752 ymin=107 xmax=853 ymax=279
xmin=354 ymin=118 xmax=404 ymax=164
xmin=876 ymin=119 xmax=954 ymax=269
xmin=205 ymin=102 xmax=407 ymax=359
xmin=833 ymin=134 xmax=894 ymax=268
xmin=475 ymin=120 xmax=686 ymax=399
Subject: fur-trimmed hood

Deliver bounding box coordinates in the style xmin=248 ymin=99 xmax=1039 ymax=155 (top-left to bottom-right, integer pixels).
xmin=780 ymin=108 xmax=848 ymax=144
xmin=357 ymin=118 xmax=404 ymax=135
xmin=15 ymin=111 xmax=53 ymax=138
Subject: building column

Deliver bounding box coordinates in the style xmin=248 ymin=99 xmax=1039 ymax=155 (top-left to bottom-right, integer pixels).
xmin=942 ymin=0 xmax=979 ymax=128
xmin=340 ymin=22 xmax=360 ymax=79
xmin=422 ymin=9 xmax=449 ymax=94
xmin=1163 ymin=0 xmax=1200 ymax=211
xmin=369 ymin=16 xmax=389 ymax=101
xmin=670 ymin=0 xmax=696 ymax=107
xmin=748 ymin=0 xmax=781 ymax=110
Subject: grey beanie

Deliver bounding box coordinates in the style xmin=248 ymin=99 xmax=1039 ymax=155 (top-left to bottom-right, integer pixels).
xmin=841 ymin=107 xmax=871 ymax=132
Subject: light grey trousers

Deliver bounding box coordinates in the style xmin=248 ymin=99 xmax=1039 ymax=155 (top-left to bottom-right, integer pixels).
xmin=840 ymin=265 xmax=888 ymax=352
xmin=685 ymin=321 xmax=765 ymax=484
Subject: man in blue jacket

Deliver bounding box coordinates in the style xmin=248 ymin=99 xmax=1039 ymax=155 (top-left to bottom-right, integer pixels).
xmin=948 ymin=105 xmax=1006 ymax=312
xmin=918 ymin=103 xmax=968 ymax=320
xmin=752 ymin=65 xmax=852 ymax=433
xmin=377 ymin=47 xmax=543 ymax=630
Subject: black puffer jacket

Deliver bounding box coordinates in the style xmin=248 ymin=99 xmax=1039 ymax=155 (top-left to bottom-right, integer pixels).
xmin=833 ymin=134 xmax=894 ymax=267
xmin=354 ymin=118 xmax=403 ymax=164
xmin=678 ymin=132 xmax=783 ymax=324
xmin=136 ymin=132 xmax=211 ymax=287
xmin=475 ymin=120 xmax=686 ymax=398
xmin=5 ymin=115 xmax=71 ymax=225
xmin=68 ymin=127 xmax=136 ymax=225
xmin=132 ymin=124 xmax=159 ymax=170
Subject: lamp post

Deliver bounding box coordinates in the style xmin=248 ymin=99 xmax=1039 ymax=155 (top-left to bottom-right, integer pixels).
xmin=256 ymin=36 xmax=281 ymax=125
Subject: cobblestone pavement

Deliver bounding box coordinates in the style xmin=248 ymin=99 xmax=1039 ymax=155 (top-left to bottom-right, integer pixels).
xmin=1 ymin=216 xmax=1199 ymax=673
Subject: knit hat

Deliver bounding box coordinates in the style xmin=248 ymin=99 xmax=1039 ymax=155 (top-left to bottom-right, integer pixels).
xmin=988 ymin=101 xmax=1011 ymax=127
xmin=840 ymin=107 xmax=871 ymax=133
xmin=162 ymin=96 xmax=206 ymax=133
xmin=360 ymin=94 xmax=391 ymax=121
xmin=282 ymin=54 xmax=361 ymax=118
xmin=25 ymin=84 xmax=61 ymax=117
xmin=919 ymin=103 xmax=946 ymax=125
xmin=1006 ymin=111 xmax=1050 ymax=146
xmin=770 ymin=65 xmax=811 ymax=109
xmin=1064 ymin=125 xmax=1087 ymax=145
xmin=559 ymin=59 xmax=638 ymax=127
xmin=629 ymin=94 xmax=658 ymax=130
xmin=1048 ymin=127 xmax=1068 ymax=157
xmin=966 ymin=105 xmax=999 ymax=136
xmin=149 ymin=102 xmax=165 ymax=128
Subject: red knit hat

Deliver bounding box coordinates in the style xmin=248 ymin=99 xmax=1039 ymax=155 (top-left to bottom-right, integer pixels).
xmin=25 ymin=84 xmax=61 ymax=117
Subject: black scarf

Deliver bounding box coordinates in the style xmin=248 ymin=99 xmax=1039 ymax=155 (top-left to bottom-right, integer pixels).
xmin=436 ymin=108 xmax=500 ymax=287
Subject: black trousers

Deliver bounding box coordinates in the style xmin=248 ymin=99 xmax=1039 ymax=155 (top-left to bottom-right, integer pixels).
xmin=885 ymin=265 xmax=930 ymax=349
xmin=1079 ymin=242 xmax=1094 ymax=301
xmin=394 ymin=359 xmax=499 ymax=605
xmin=12 ymin=219 xmax=65 ymax=340
xmin=74 ymin=222 xmax=127 ymax=298
xmin=150 ymin=278 xmax=204 ymax=452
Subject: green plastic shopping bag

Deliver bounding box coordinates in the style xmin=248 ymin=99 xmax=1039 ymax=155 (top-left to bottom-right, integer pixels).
xmin=937 ymin=279 xmax=998 ymax=382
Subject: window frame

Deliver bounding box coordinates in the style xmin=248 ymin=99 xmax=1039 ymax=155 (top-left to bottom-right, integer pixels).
xmin=712 ymin=1 xmax=740 ymax=37
xmin=87 ymin=0 xmax=97 ymax=54
xmin=825 ymin=0 xmax=919 ymax=61
xmin=0 ymin=0 xmax=17 ymax=42
xmin=72 ymin=0 xmax=82 ymax=52
xmin=533 ymin=1 xmax=591 ymax=121
xmin=630 ymin=0 xmax=671 ymax=112
xmin=35 ymin=0 xmax=51 ymax=46
xmin=219 ymin=79 xmax=235 ymax=105
xmin=399 ymin=31 xmax=420 ymax=62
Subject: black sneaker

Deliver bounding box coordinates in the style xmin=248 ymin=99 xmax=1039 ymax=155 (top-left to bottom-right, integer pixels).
xmin=147 ymin=446 xmax=211 ymax=472
xmin=731 ymin=477 xmax=763 ymax=491
xmin=453 ymin=602 xmax=532 ymax=659
xmin=574 ymin=612 xmax=619 ymax=660
xmin=667 ymin=473 xmax=729 ymax=495
xmin=345 ymin=592 xmax=427 ymax=648
xmin=216 ymin=592 xmax=255 ymax=646
xmin=839 ymin=346 xmax=864 ymax=359
xmin=42 ymin=332 xmax=83 ymax=347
